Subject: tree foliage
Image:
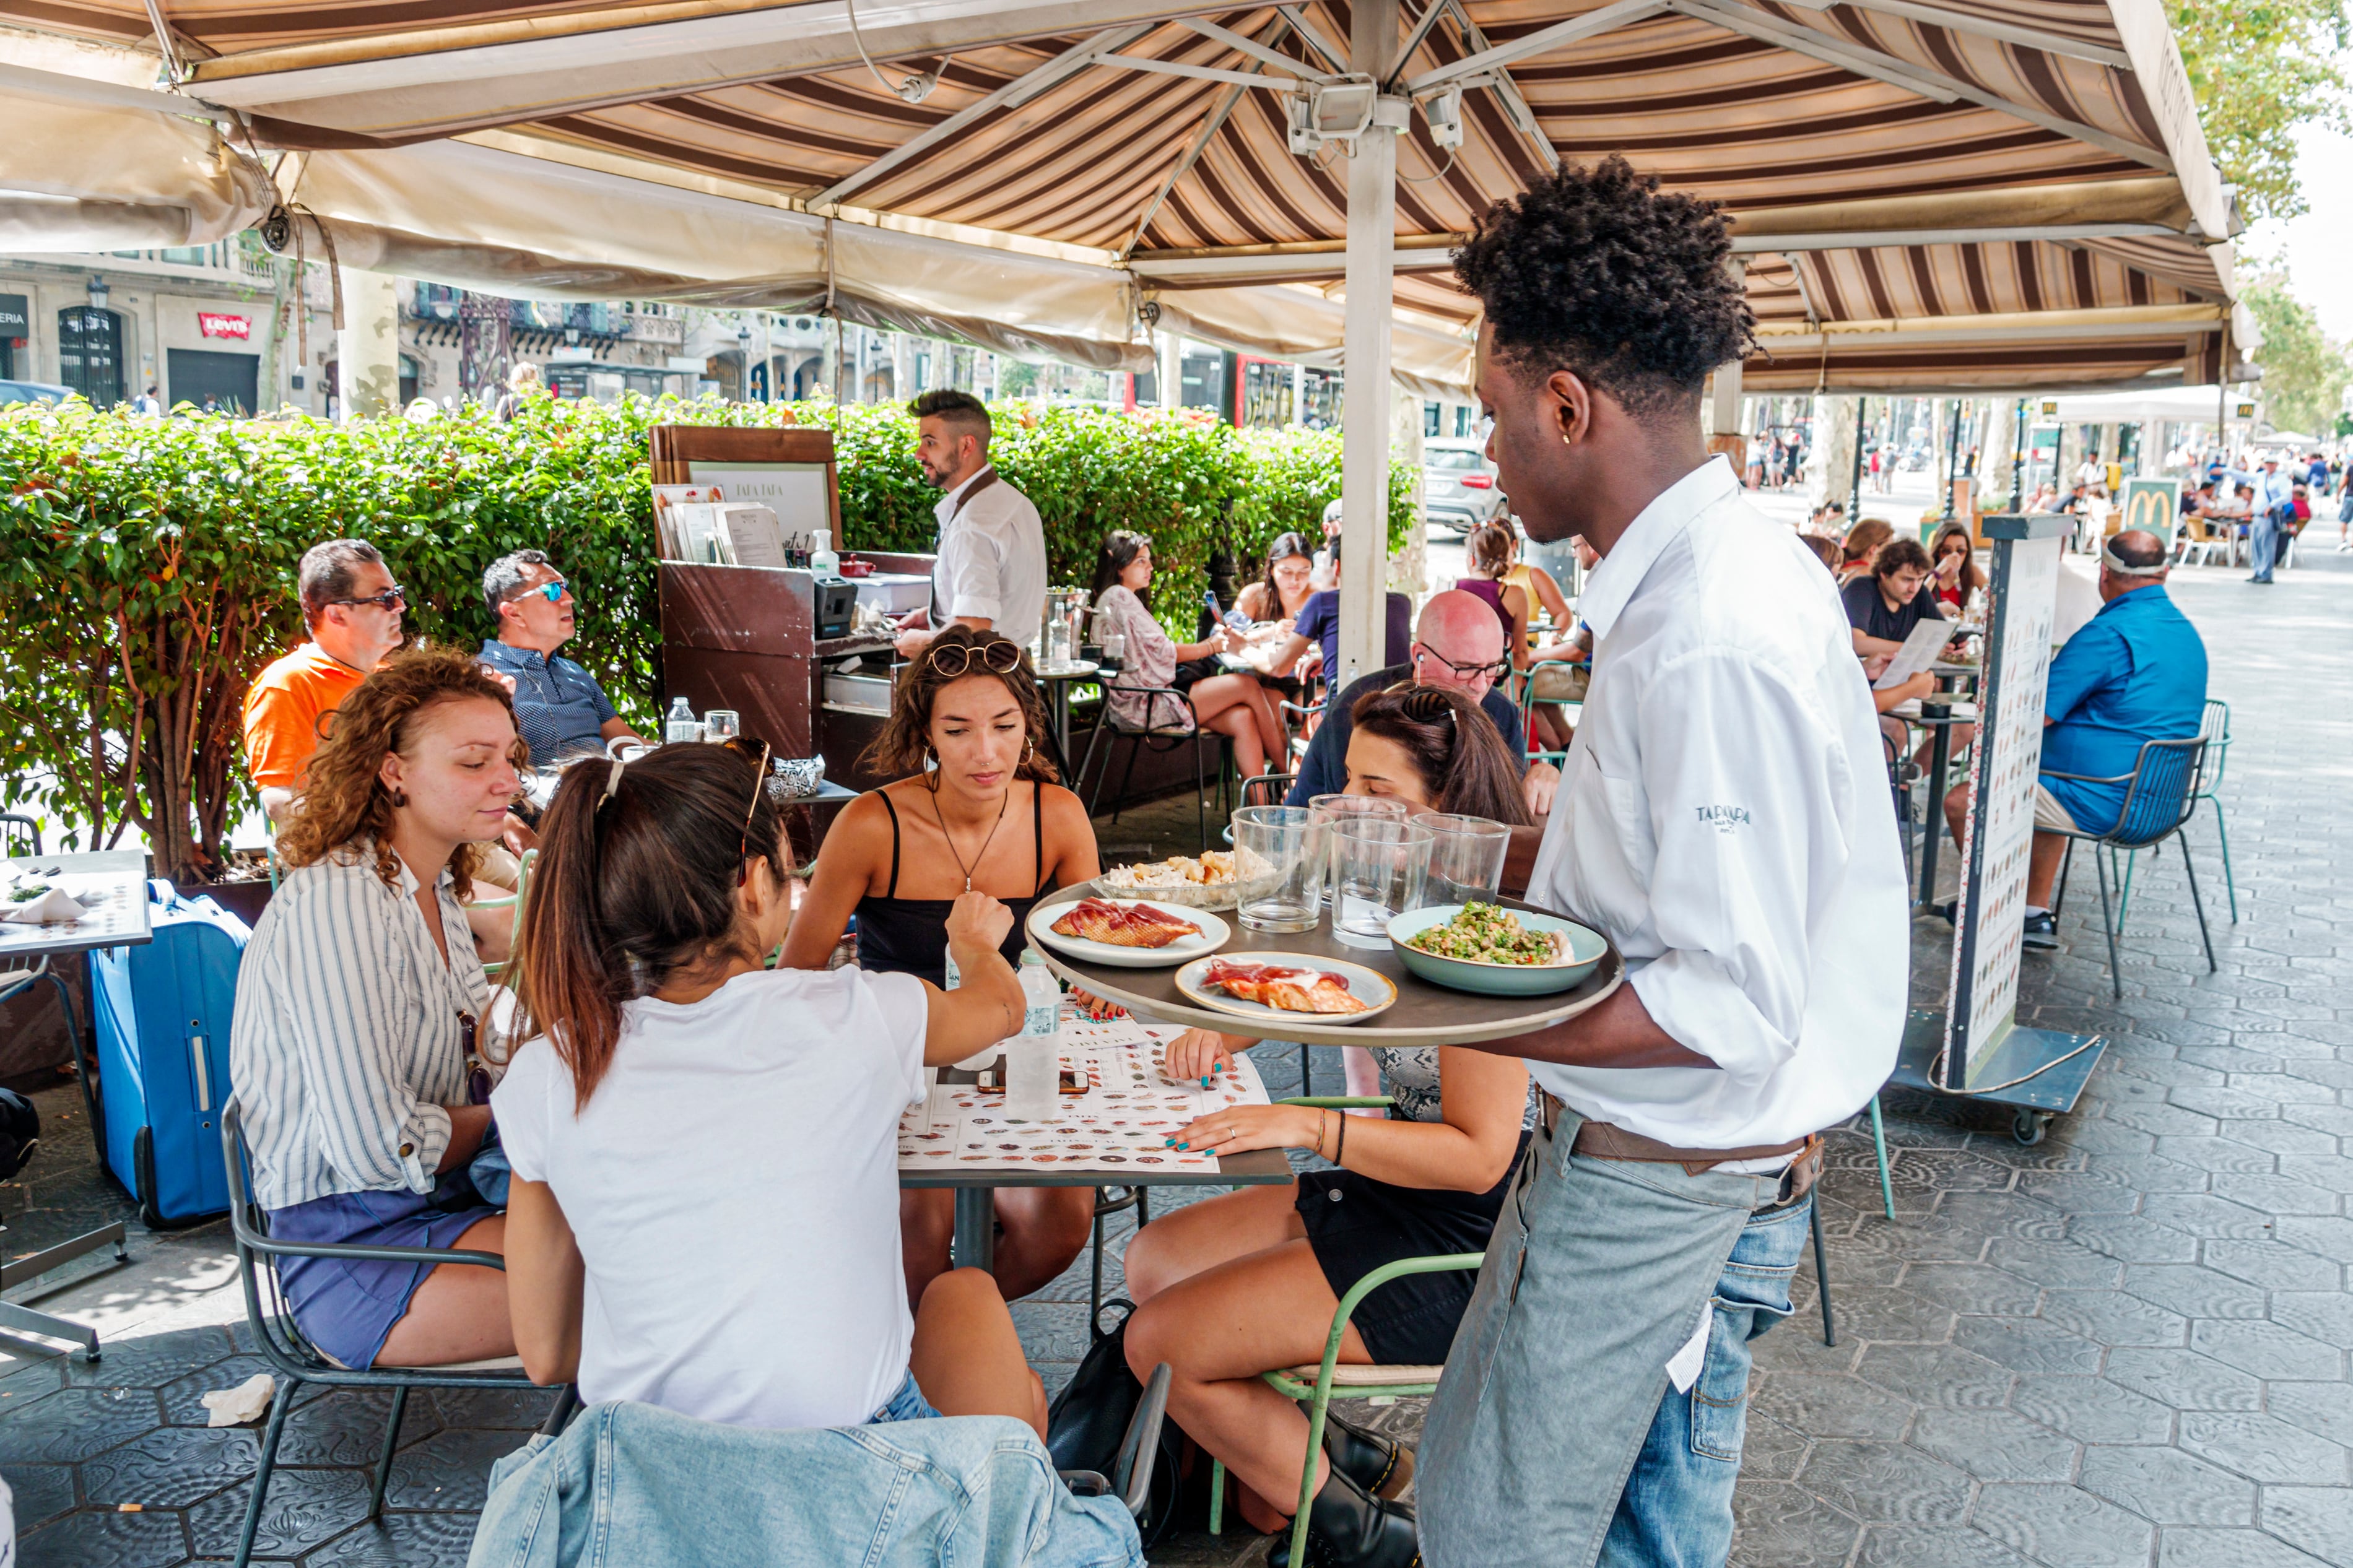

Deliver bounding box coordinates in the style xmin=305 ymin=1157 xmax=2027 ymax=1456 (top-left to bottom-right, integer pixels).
xmin=2167 ymin=0 xmax=2352 ymax=221
xmin=0 ymin=394 xmax=1409 ymax=878
xmin=2238 ymin=275 xmax=2353 ymax=435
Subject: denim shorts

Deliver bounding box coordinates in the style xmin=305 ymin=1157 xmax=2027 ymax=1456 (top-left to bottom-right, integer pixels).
xmin=870 ymin=1370 xmax=942 ymax=1424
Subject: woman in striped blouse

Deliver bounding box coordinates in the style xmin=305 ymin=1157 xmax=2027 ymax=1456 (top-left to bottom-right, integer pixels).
xmin=230 ymin=646 xmax=529 ymax=1369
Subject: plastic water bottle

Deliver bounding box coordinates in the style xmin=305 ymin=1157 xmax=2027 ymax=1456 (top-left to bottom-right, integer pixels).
xmin=663 ymin=695 xmax=698 ymax=744
xmin=942 ymin=949 xmax=960 ymax=991
xmin=1020 ymin=948 xmax=1060 ymax=1040
xmin=809 ymin=528 xmax=840 ymax=580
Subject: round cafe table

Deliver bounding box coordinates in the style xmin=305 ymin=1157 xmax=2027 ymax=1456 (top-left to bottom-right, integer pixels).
xmin=1032 ymin=659 xmax=1100 ymax=768
xmin=1028 ymin=884 xmax=1624 ymax=1049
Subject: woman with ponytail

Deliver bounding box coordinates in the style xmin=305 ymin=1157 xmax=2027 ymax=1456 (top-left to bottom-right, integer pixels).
xmin=496 ymin=740 xmax=1048 ymax=1434
xmin=1117 ymin=684 xmax=1538 ymax=1562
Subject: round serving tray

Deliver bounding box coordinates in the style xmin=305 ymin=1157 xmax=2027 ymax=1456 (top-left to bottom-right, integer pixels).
xmin=1030 ymin=885 xmax=1624 ymax=1049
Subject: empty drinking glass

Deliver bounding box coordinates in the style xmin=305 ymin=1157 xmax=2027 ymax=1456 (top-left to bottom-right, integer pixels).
xmin=703 ymin=709 xmax=741 ymax=743
xmin=1231 ymin=805 xmax=1323 ymax=933
xmin=1418 ymin=813 xmax=1514 ymax=906
xmin=1331 ymin=817 xmax=1435 ymax=947
xmin=1308 ymin=793 xmax=1408 ymax=898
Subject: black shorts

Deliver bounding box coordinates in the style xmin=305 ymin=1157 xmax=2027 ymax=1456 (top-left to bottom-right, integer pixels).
xmin=1295 ymin=1131 xmax=1531 ymax=1366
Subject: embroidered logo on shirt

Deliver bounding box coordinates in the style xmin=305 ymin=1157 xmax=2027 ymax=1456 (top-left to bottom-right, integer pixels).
xmin=1695 ymin=805 xmax=1752 ymax=833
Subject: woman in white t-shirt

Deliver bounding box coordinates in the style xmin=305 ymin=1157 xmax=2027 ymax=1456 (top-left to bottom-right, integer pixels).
xmin=496 ymin=740 xmax=1045 ymax=1434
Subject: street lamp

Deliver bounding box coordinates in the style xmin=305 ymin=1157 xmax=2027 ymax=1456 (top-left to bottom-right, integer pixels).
xmin=736 ymin=323 xmax=752 ymax=402
xmin=85 ymin=275 xmax=110 ymax=310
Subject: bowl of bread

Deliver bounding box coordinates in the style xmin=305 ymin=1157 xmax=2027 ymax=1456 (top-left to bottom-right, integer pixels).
xmin=1097 ymin=851 xmax=1240 ymax=911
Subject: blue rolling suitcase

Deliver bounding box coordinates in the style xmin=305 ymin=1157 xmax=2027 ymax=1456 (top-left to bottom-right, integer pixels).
xmin=85 ymin=880 xmax=250 ymax=1228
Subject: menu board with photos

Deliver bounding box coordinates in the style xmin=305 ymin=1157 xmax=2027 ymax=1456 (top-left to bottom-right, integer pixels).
xmin=1943 ymin=518 xmax=2064 ymax=1086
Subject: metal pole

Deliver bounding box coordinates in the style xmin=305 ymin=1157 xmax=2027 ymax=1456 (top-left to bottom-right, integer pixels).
xmin=1847 ymin=396 xmax=1866 ymax=519
xmin=1335 ymin=0 xmax=1401 ymax=695
xmin=1941 ymin=397 xmax=1962 ymax=519
xmin=2011 ymin=397 xmax=2026 ymax=510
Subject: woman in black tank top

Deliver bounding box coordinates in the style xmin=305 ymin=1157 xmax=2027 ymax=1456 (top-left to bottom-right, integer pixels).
xmin=781 ymin=628 xmax=1105 ymax=1306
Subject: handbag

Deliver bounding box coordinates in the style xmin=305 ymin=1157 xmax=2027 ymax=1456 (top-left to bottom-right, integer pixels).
xmin=1046 ymin=1299 xmax=1184 ymax=1546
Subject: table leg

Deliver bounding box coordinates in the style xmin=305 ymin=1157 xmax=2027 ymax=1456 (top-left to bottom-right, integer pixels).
xmin=1918 ymin=719 xmax=1955 ymax=907
xmin=952 ymin=1186 xmax=996 ymax=1274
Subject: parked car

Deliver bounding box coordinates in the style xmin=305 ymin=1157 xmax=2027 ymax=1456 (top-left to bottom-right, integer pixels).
xmin=0 ymin=380 xmax=73 ymax=406
xmin=1422 ymin=442 xmax=1508 ymax=534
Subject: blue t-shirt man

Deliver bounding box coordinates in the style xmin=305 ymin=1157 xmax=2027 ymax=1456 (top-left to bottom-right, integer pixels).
xmin=1293 ymin=589 xmax=1412 ymax=687
xmin=2039 ymin=583 xmax=2207 ymax=834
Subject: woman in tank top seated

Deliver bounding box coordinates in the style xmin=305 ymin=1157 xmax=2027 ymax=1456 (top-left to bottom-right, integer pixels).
xmin=1454 ymin=522 xmax=1531 ymax=672
xmin=1120 ymin=683 xmax=1537 ymax=1567
xmin=782 ymin=627 xmax=1105 ymax=1304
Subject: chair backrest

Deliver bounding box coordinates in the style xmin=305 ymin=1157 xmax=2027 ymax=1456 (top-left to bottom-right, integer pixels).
xmin=0 ymin=813 xmax=40 ymax=857
xmin=2110 ymin=736 xmax=2204 ymax=847
xmin=1238 ymin=773 xmax=1294 ymax=809
xmin=2194 ymin=699 xmax=2230 ymax=791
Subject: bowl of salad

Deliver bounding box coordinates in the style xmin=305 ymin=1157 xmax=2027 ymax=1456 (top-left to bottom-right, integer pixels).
xmin=1385 ymin=901 xmax=1608 ymax=996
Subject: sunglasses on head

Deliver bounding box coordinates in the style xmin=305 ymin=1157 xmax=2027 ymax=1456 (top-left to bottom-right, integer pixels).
xmin=719 ymin=735 xmax=773 ymax=885
xmin=926 ymin=639 xmax=1025 ymax=678
xmin=329 ymin=585 xmax=406 ymax=612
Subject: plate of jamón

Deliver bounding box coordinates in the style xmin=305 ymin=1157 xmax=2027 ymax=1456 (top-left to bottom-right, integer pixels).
xmin=1029 ymin=895 xmax=1232 ymax=968
xmin=1172 ymin=954 xmax=1397 ymax=1026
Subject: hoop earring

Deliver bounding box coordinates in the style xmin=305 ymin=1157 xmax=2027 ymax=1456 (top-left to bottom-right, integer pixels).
xmin=1022 ymin=736 xmax=1036 ymax=766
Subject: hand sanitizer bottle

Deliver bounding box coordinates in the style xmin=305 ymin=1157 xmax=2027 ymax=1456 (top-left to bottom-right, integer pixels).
xmin=809 ymin=528 xmax=840 ymax=580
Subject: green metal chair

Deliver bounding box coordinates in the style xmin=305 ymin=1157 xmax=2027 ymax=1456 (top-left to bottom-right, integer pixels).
xmin=2115 ymin=698 xmax=2235 ymax=926
xmin=1518 ymin=659 xmax=1584 ymax=768
xmin=474 ymin=847 xmax=537 ymax=982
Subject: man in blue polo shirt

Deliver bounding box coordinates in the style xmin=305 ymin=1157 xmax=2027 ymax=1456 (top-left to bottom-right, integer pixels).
xmin=1942 ymin=528 xmax=2205 ymax=948
xmin=477 ymin=550 xmax=645 ymax=763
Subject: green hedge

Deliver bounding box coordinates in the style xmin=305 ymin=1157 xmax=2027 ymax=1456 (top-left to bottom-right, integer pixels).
xmin=0 ymin=394 xmax=1411 ymax=880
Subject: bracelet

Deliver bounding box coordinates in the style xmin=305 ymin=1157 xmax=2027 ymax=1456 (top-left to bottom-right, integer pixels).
xmin=1312 ymin=1109 xmax=1329 ymax=1159
xmin=1334 ymin=1110 xmax=1347 ymax=1168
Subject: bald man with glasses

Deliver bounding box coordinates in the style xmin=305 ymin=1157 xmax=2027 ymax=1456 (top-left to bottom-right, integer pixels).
xmin=1284 ymin=589 xmax=1561 ymax=818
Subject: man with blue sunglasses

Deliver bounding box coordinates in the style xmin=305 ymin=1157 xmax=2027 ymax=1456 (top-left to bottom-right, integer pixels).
xmin=478 ymin=550 xmax=645 ymax=765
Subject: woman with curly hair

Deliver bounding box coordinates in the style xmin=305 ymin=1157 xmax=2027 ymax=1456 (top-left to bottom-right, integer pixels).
xmin=228 ymin=645 xmax=527 ymax=1369
xmin=780 ymin=626 xmax=1105 ymax=1304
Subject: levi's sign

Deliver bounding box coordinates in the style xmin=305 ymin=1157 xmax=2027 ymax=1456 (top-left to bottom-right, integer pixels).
xmin=198 ymin=313 xmax=251 ymax=340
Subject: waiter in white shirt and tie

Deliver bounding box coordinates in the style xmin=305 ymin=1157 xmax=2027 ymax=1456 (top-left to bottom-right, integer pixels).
xmin=894 ymin=389 xmax=1048 ymax=659
xmin=1415 ymin=158 xmax=1909 ymax=1568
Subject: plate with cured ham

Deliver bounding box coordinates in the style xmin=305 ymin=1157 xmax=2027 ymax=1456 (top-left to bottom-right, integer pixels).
xmin=1029 ymin=895 xmax=1232 ymax=968
xmin=1172 ymin=954 xmax=1398 ymax=1026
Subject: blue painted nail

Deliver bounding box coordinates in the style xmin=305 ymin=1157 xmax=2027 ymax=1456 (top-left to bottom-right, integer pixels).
xmin=1201 ymin=1075 xmax=1212 ymax=1087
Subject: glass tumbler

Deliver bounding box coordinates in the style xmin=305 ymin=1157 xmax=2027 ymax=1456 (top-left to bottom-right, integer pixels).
xmin=703 ymin=709 xmax=740 ymax=743
xmin=1230 ymin=805 xmax=1323 ymax=933
xmin=1308 ymin=793 xmax=1408 ymax=899
xmin=1330 ymin=818 xmax=1435 ymax=947
xmin=1418 ymin=813 xmax=1515 ymax=906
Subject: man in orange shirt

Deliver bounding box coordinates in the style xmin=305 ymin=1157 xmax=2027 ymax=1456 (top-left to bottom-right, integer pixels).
xmin=243 ymin=539 xmax=406 ymax=824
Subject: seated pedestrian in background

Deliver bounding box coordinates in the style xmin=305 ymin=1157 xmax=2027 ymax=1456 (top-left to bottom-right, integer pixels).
xmin=244 ymin=539 xmax=406 ymax=825
xmin=1124 ymin=685 xmax=1537 ymax=1559
xmin=1835 ymin=516 xmax=1892 ymax=585
xmin=780 ymin=628 xmax=1104 ymax=1305
xmin=1927 ymin=522 xmax=1985 ymax=619
xmin=1234 ymin=531 xmax=1318 ymax=628
xmin=1086 ymin=530 xmax=1282 ymax=781
xmin=1285 ymin=589 xmax=1546 ymax=816
xmin=1264 ymin=535 xmax=1414 ymax=690
xmin=1524 ymin=536 xmax=1599 ymax=755
xmin=499 ymin=742 xmax=1049 ymax=1437
xmin=476 ymin=550 xmax=645 ymax=765
xmin=1798 ymin=534 xmax=1844 ymax=573
xmin=1841 ymin=537 xmax=1952 ymax=661
xmin=1941 ymin=529 xmax=2206 ymax=948
xmin=1454 ymin=521 xmax=1532 ymax=666
xmin=1496 ymin=526 xmax=1574 ymax=656
xmin=230 ymin=647 xmax=525 ymax=1371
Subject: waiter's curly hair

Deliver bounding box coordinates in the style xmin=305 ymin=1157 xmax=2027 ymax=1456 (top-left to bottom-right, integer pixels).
xmin=276 ymin=644 xmax=526 ymax=899
xmin=1455 ymin=156 xmax=1755 ymax=419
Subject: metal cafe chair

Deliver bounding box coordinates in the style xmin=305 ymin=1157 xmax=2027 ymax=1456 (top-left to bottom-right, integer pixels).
xmin=1518 ymin=659 xmax=1586 ymax=768
xmin=2115 ymin=698 xmax=2236 ymax=927
xmin=220 ymin=1100 xmax=561 ymax=1568
xmin=1070 ymin=685 xmax=1230 ymax=852
xmin=2046 ymin=735 xmax=2216 ymax=1000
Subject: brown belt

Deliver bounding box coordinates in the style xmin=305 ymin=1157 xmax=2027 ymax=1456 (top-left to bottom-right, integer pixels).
xmin=1540 ymin=1092 xmax=1823 ymax=1205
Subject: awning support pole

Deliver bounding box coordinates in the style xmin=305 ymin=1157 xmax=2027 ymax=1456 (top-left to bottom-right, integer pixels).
xmin=1337 ymin=0 xmax=1401 ymax=694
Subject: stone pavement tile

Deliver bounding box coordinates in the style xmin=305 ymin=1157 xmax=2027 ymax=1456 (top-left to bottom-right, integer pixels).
xmin=1902 ymin=1262 xmax=2045 ymax=1317
xmin=59 ymin=1328 xmax=238 ymax=1392
xmin=1933 ymin=1191 xmax=2072 ymax=1243
xmin=2261 ymin=1487 xmax=2353 ymax=1566
xmin=184 ymin=1463 xmax=373 ymax=1558
xmin=1741 ymin=1413 xmax=1811 ymax=1481
xmin=2188 ymin=1319 xmax=2344 ymax=1382
xmin=2177 ymin=1411 xmax=2352 ymax=1485
xmin=2203 ymin=1239 xmax=2344 ymax=1293
xmin=427 ymin=1386 xmax=563 ymax=1431
xmin=2069 ymin=1212 xmax=2202 ymax=1264
xmin=1971 ymin=1482 xmax=2155 ymax=1568
xmin=2014 ymin=1169 xmax=2144 ymax=1214
xmin=2268 ymin=1381 xmax=2353 ymax=1447
xmin=2122 ymin=1263 xmax=2269 ymax=1321
xmin=2011 ymin=1374 xmax=2175 ymax=1445
xmin=2154 ymin=1528 xmax=2334 ymax=1567
xmin=2038 ymin=1288 xmax=2188 ymax=1348
xmin=1951 ymin=1317 xmax=2103 ymax=1375
xmin=2102 ymin=1347 xmax=2264 ymax=1410
xmin=1726 ymin=1479 xmax=1862 ymax=1568
xmin=1983 ymin=1237 xmax=2123 ymax=1290
xmin=2086 ymin=1153 xmax=2211 ymax=1194
xmin=1855 ymin=1525 xmax=2037 ymax=1567
xmin=2276 ymin=1214 xmax=2353 ymax=1262
xmin=2276 ymin=1152 xmax=2353 ymax=1193
xmin=381 ymin=1427 xmax=534 ymax=1511
xmin=2076 ymin=1441 xmax=2256 ymax=1525
xmin=76 ymin=1423 xmax=258 ymax=1509
xmin=14 ymin=1507 xmax=191 ymax=1568
xmin=1806 ymin=1283 xmax=1955 ymax=1343
xmin=1795 ymin=1439 xmax=1972 ymax=1523
xmin=299 ymin=1512 xmax=481 ymax=1568
xmin=2153 ymin=1138 xmax=2281 ymax=1176
xmin=269 ymin=1387 xmax=446 ymax=1469
xmin=2217 ymin=1120 xmax=2342 ymax=1157
xmin=2141 ymin=1193 xmax=2282 ymax=1239
xmin=1750 ymin=1373 xmax=1913 ymax=1440
xmin=3 ymin=1463 xmax=77 ymax=1533
xmin=1853 ymin=1343 xmax=2014 ymax=1409
xmin=1910 ymin=1408 xmax=2077 ymax=1482
xmin=0 ymin=1386 xmax=168 ymax=1465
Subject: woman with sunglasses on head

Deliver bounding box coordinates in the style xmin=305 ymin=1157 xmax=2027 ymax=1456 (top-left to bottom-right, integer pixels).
xmin=1120 ymin=684 xmax=1537 ymax=1566
xmin=1088 ymin=530 xmax=1288 ymax=781
xmin=781 ymin=628 xmax=1105 ymax=1304
xmin=230 ymin=646 xmax=527 ymax=1371
xmin=497 ymin=741 xmax=1051 ymax=1437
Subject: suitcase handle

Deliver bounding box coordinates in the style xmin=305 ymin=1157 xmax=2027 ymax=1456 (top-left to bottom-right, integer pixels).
xmin=189 ymin=1024 xmax=211 ymax=1112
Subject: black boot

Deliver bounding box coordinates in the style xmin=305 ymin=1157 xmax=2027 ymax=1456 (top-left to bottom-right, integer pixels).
xmin=1267 ymin=1465 xmax=1419 ymax=1567
xmin=1320 ymin=1411 xmax=1414 ymax=1501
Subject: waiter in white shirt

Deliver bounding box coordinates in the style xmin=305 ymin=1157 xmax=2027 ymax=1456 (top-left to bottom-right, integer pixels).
xmin=894 ymin=389 xmax=1048 ymax=659
xmin=1416 ymin=159 xmax=1909 ymax=1568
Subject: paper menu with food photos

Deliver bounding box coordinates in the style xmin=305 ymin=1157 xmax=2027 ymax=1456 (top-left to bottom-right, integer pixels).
xmin=898 ymin=1004 xmax=1271 ymax=1173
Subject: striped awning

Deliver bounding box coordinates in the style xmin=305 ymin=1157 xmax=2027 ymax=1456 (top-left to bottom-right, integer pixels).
xmin=1 ymin=0 xmax=2251 ymax=388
